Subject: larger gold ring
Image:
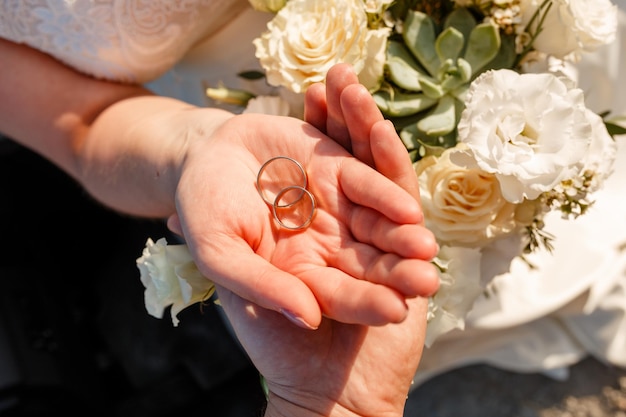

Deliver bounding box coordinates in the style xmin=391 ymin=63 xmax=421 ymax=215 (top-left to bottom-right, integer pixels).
xmin=256 ymin=156 xmax=308 ymax=207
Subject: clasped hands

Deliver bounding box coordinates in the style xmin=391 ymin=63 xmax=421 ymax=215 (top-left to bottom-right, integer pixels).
xmin=168 ymin=64 xmax=439 ymax=330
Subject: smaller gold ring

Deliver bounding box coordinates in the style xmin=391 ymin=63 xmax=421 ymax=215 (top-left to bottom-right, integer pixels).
xmin=272 ymin=185 xmax=316 ymax=230
xmin=256 ymin=156 xmax=308 ymax=207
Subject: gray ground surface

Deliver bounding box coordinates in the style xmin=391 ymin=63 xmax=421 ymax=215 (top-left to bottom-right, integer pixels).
xmin=405 ymin=357 xmax=626 ymax=417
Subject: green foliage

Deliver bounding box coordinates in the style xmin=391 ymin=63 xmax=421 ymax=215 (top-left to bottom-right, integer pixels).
xmin=375 ymin=6 xmax=514 ymax=161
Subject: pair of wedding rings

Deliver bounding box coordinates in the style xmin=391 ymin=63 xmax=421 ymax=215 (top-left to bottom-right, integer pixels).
xmin=256 ymin=156 xmax=316 ymax=230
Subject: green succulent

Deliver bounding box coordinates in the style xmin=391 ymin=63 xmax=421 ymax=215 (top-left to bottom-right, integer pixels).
xmin=374 ymin=7 xmax=516 ymax=161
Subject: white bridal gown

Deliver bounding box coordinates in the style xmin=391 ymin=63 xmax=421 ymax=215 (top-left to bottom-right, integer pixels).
xmin=2 ymin=0 xmax=625 ymax=387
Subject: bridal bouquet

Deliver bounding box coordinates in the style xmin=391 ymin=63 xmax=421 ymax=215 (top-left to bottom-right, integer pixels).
xmin=138 ymin=0 xmax=623 ymax=345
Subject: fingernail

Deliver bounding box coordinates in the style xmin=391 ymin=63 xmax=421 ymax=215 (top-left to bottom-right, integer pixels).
xmin=280 ymin=309 xmax=318 ymax=330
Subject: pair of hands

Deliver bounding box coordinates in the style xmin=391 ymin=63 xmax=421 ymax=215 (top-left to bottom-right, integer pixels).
xmin=168 ymin=64 xmax=438 ymax=417
xmin=0 ymin=38 xmax=432 ymax=417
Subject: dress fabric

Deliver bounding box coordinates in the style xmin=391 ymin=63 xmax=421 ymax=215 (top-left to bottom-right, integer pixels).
xmin=2 ymin=0 xmax=625 ymax=387
xmin=0 ymin=0 xmax=249 ymax=83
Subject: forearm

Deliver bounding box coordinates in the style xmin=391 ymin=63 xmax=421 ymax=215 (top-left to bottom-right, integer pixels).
xmin=80 ymin=94 xmax=232 ymax=217
xmin=0 ymin=38 xmax=232 ymax=217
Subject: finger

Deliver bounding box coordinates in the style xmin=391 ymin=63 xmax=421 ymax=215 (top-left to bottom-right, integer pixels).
xmin=194 ymin=241 xmax=323 ymax=330
xmin=338 ymin=158 xmax=422 ymax=225
xmin=325 ymin=63 xmax=359 ymax=151
xmin=348 ymin=206 xmax=437 ymax=260
xmin=370 ymin=120 xmax=423 ymax=205
xmin=304 ymin=83 xmax=328 ymax=133
xmin=166 ymin=213 xmax=184 ymax=237
xmin=298 ymin=267 xmax=410 ymax=325
xmin=339 ymin=83 xmax=385 ymax=167
xmin=330 ymin=241 xmax=440 ymax=298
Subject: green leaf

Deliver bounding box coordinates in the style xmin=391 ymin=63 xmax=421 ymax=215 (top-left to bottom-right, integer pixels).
xmin=605 ymin=121 xmax=626 ymax=137
xmin=385 ymin=41 xmax=427 ymax=92
xmin=400 ymin=122 xmax=456 ymax=158
xmin=435 ymin=26 xmax=464 ymax=62
xmin=443 ymin=7 xmax=477 ymax=53
xmin=464 ymin=23 xmax=501 ymax=76
xmin=237 ymin=70 xmax=266 ymax=80
xmin=480 ymin=33 xmax=517 ymax=72
xmin=419 ymin=76 xmax=445 ymax=99
xmin=403 ymin=11 xmax=440 ymax=77
xmin=439 ymin=58 xmax=472 ymax=91
xmin=373 ymin=89 xmax=438 ymax=117
xmin=417 ymin=94 xmax=457 ymax=136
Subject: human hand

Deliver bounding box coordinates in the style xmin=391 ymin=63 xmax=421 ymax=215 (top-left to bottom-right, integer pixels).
xmin=305 ymin=63 xmax=422 ymax=205
xmin=218 ymin=287 xmax=427 ymax=417
xmin=216 ymin=68 xmax=433 ymax=416
xmin=167 ymin=110 xmax=438 ymax=329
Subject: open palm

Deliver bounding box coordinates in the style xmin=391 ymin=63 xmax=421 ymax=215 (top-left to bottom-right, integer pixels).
xmin=173 ymin=111 xmax=438 ymax=329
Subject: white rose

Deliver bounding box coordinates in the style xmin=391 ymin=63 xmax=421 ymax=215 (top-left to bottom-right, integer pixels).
xmin=425 ymin=245 xmax=483 ymax=347
xmin=358 ymin=27 xmax=391 ymax=92
xmin=253 ymin=0 xmax=389 ymax=93
xmin=521 ymin=0 xmax=617 ymax=58
xmin=136 ymin=238 xmax=215 ymax=326
xmin=454 ymin=69 xmax=595 ymax=203
xmin=416 ymin=145 xmax=518 ymax=247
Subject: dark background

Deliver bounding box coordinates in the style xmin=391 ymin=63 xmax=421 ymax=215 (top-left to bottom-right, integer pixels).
xmin=1 ymin=137 xmax=625 ymax=417
xmin=0 ymin=137 xmax=266 ymax=416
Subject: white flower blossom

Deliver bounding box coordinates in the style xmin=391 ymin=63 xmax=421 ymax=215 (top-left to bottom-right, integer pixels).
xmin=415 ymin=145 xmax=519 ymax=247
xmin=426 ymin=246 xmax=483 ymax=347
xmin=454 ymin=69 xmax=599 ymax=203
xmin=253 ymin=0 xmax=390 ymax=93
xmin=520 ymin=0 xmax=617 ymax=58
xmin=136 ymin=238 xmax=215 ymax=326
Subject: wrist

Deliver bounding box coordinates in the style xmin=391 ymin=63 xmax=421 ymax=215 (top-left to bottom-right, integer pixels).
xmin=263 ymin=392 xmax=403 ymax=417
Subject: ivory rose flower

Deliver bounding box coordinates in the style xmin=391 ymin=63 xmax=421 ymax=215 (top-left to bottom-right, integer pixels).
xmin=454 ymin=69 xmax=599 ymax=203
xmin=136 ymin=238 xmax=215 ymax=326
xmin=253 ymin=0 xmax=389 ymax=93
xmin=520 ymin=0 xmax=617 ymax=58
xmin=416 ymin=145 xmax=518 ymax=247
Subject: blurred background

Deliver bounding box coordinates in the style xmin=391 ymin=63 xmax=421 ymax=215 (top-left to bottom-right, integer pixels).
xmin=1 ymin=134 xmax=624 ymax=417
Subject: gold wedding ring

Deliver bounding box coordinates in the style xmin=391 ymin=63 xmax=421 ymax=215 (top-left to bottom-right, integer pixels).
xmin=257 ymin=156 xmax=316 ymax=230
xmin=256 ymin=156 xmax=308 ymax=207
xmin=272 ymin=185 xmax=316 ymax=230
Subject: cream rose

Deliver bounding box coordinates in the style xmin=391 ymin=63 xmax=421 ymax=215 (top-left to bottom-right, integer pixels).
xmin=416 ymin=145 xmax=518 ymax=248
xmin=520 ymin=0 xmax=617 ymax=58
xmin=253 ymin=0 xmax=389 ymax=93
xmin=136 ymin=238 xmax=215 ymax=326
xmin=454 ymin=69 xmax=596 ymax=203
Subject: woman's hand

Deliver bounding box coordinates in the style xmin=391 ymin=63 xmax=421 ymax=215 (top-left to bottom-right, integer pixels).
xmin=169 ymin=109 xmax=438 ymax=329
xmin=1 ymin=38 xmax=437 ymax=330
xmin=305 ymin=63 xmax=423 ymax=206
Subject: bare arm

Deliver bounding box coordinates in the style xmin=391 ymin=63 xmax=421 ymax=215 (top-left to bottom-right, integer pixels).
xmin=0 ymin=37 xmax=231 ymax=217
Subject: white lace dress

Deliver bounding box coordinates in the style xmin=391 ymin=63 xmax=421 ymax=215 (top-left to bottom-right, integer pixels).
xmin=2 ymin=0 xmax=625 ymax=386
